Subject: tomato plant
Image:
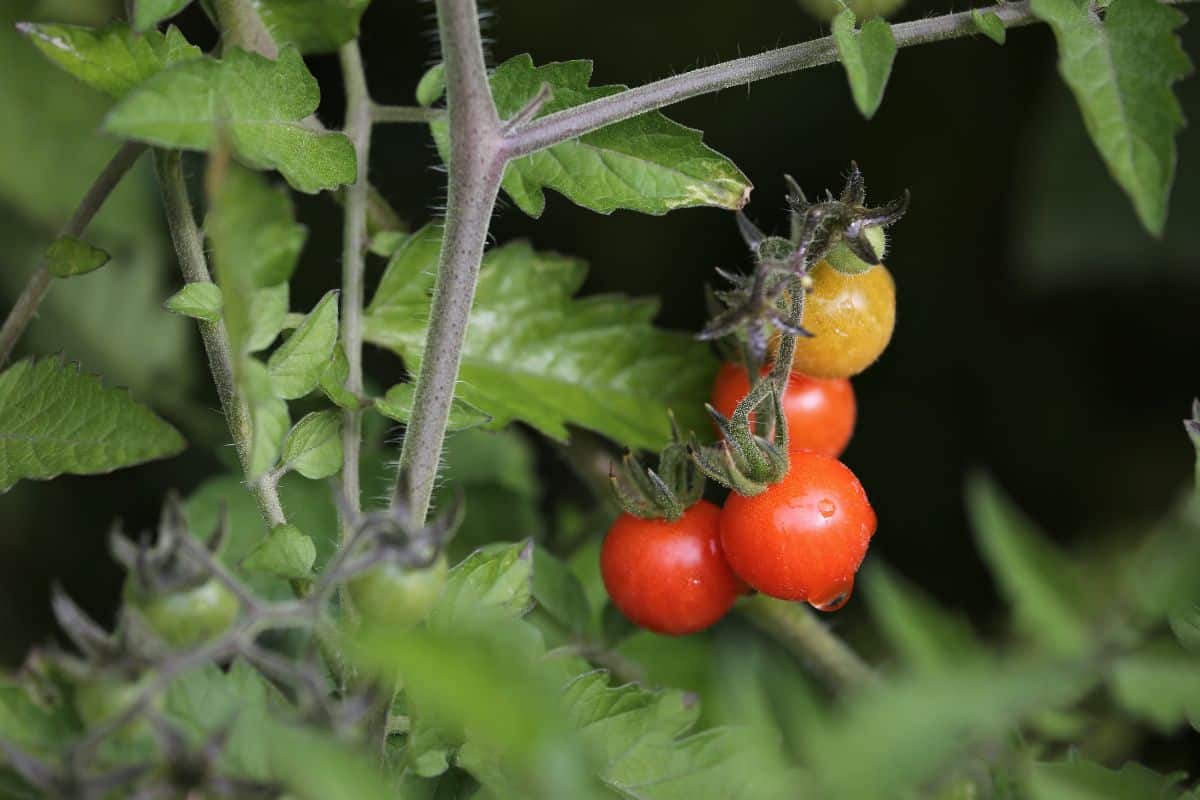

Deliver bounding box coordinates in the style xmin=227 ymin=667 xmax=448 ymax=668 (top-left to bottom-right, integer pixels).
xmin=0 ymin=0 xmax=1196 ymax=798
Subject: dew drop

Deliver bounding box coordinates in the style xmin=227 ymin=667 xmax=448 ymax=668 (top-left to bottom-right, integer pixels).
xmin=817 ymin=498 xmax=836 ymax=518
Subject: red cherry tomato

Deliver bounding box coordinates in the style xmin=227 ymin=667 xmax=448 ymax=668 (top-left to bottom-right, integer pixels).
xmin=601 ymin=500 xmax=742 ymax=635
xmin=709 ymin=362 xmax=857 ymax=458
xmin=720 ymin=452 xmax=876 ymax=609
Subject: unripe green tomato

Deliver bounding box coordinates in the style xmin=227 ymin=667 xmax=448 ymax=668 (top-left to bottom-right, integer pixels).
xmin=348 ymin=556 xmax=448 ymax=629
xmin=75 ymin=673 xmax=160 ymax=729
xmin=126 ymin=578 xmax=239 ymax=649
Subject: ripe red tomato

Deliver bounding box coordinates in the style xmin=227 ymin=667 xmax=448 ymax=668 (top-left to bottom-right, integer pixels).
xmin=601 ymin=500 xmax=742 ymax=635
xmin=710 ymin=362 xmax=856 ymax=458
xmin=720 ymin=452 xmax=876 ymax=609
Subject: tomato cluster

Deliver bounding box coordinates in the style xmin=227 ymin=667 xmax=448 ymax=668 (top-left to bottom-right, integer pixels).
xmin=602 ymin=253 xmax=893 ymax=636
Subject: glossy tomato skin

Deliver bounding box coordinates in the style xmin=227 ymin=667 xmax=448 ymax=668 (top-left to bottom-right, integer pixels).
xmin=790 ymin=261 xmax=896 ymax=379
xmin=601 ymin=501 xmax=742 ymax=636
xmin=126 ymin=579 xmax=239 ymax=649
xmin=710 ymin=363 xmax=856 ymax=458
xmin=720 ymin=452 xmax=876 ymax=607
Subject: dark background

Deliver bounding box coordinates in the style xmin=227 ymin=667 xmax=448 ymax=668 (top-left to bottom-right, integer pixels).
xmin=1 ymin=0 xmax=1198 ymax=675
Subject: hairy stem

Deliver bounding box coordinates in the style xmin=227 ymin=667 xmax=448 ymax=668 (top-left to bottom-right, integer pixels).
xmin=393 ymin=0 xmax=503 ymax=523
xmin=505 ymin=2 xmax=1045 ymax=157
xmin=373 ymin=104 xmax=444 ymax=124
xmin=740 ymin=594 xmax=875 ymax=692
xmin=154 ymin=151 xmax=287 ymax=529
xmin=0 ymin=142 xmax=146 ymax=367
xmin=338 ymin=41 xmax=372 ymax=535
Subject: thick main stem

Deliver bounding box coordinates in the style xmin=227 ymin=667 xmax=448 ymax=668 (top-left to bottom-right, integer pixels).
xmin=154 ymin=151 xmax=286 ymax=529
xmin=506 ymin=2 xmax=1043 ymax=157
xmin=740 ymin=595 xmax=875 ymax=692
xmin=338 ymin=41 xmax=372 ymax=534
xmin=0 ymin=142 xmax=147 ymax=366
xmin=393 ymin=0 xmax=503 ymax=524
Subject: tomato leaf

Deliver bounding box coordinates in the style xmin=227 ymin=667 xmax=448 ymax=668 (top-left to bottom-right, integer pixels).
xmin=1026 ymin=759 xmax=1198 ymax=800
xmin=431 ymin=55 xmax=751 ymax=216
xmin=165 ymin=282 xmax=223 ymax=323
xmin=416 ymin=63 xmax=446 ymax=107
xmin=18 ymin=22 xmax=201 ymax=99
xmin=268 ymin=291 xmax=339 ymax=400
xmin=254 ymin=0 xmax=373 ymax=54
xmin=0 ymin=356 xmax=184 ymax=491
xmin=375 ymin=383 xmax=491 ymax=432
xmin=248 ymin=283 xmax=291 ymax=353
xmin=44 ymin=235 xmax=109 ymax=278
xmin=832 ymin=9 xmax=897 ymax=119
xmin=967 ymin=473 xmax=1096 ymax=656
xmin=244 ymin=359 xmax=290 ymax=480
xmin=132 ymin=0 xmax=193 ymax=31
xmin=242 ymin=524 xmax=317 ymax=580
xmin=1030 ymin=0 xmax=1191 ymax=235
xmin=105 ymin=47 xmax=356 ymax=193
xmin=1108 ymin=640 xmax=1200 ymax=733
xmin=281 ymin=410 xmax=343 ymax=480
xmin=971 ymin=9 xmax=1007 ymax=45
xmin=364 ymin=226 xmax=718 ymax=450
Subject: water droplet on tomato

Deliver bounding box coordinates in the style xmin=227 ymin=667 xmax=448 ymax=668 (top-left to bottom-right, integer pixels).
xmin=810 ymin=591 xmax=850 ymax=612
xmin=817 ymin=499 xmax=836 ymax=518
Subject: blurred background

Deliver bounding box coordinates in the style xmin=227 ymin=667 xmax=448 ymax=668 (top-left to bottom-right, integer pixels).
xmin=1 ymin=0 xmax=1197 ymax=747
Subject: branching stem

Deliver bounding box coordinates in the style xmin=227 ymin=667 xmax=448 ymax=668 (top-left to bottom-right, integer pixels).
xmin=0 ymin=142 xmax=147 ymax=367
xmin=740 ymin=594 xmax=875 ymax=692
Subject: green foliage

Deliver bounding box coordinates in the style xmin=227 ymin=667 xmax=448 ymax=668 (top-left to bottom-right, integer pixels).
xmin=244 ymin=359 xmax=291 ymax=479
xmin=972 ymin=10 xmax=1007 ymax=45
xmin=254 ymin=0 xmax=373 ymax=54
xmin=1025 ymin=759 xmax=1199 ymax=800
xmin=19 ymin=22 xmax=201 ymax=99
xmin=833 ymin=9 xmax=897 ymax=119
xmin=0 ymin=356 xmax=184 ymax=491
xmin=248 ymin=283 xmax=291 ymax=353
xmin=267 ymin=291 xmax=339 ymax=400
xmin=967 ymin=473 xmax=1096 ymax=656
xmin=432 ymin=55 xmax=751 ymax=216
xmin=375 ymin=383 xmax=491 ymax=432
xmin=132 ymin=0 xmax=192 ymax=31
xmin=281 ymin=410 xmax=343 ymax=480
xmin=1031 ymin=0 xmax=1192 ymax=235
xmin=205 ymin=164 xmax=307 ymax=289
xmin=43 ymin=235 xmax=109 ymax=277
xmin=364 ymin=226 xmax=718 ymax=449
xmin=105 ymin=47 xmax=356 ymax=193
xmin=797 ymin=0 xmax=905 ymax=22
xmin=242 ymin=523 xmax=317 ymax=580
xmin=318 ymin=344 xmax=357 ymax=408
xmin=416 ymin=63 xmax=446 ymax=107
xmin=1108 ymin=640 xmax=1200 ymax=732
xmin=164 ymin=281 xmax=222 ymax=322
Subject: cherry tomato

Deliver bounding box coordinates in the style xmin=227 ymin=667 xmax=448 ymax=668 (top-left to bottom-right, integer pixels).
xmin=720 ymin=451 xmax=876 ymax=609
xmin=126 ymin=579 xmax=239 ymax=649
xmin=75 ymin=674 xmax=161 ymax=730
xmin=349 ymin=556 xmax=448 ymax=629
xmin=710 ymin=362 xmax=856 ymax=458
xmin=601 ymin=501 xmax=742 ymax=635
xmin=790 ymin=261 xmax=895 ymax=379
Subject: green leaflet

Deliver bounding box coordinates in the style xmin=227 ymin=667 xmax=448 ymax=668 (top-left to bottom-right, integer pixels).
xmin=431 ymin=55 xmax=751 ymax=216
xmin=1108 ymin=640 xmax=1200 ymax=733
xmin=0 ymin=356 xmax=184 ymax=491
xmin=105 ymin=47 xmax=356 ymax=193
xmin=267 ymin=291 xmax=339 ymax=400
xmin=416 ymin=63 xmax=446 ymax=107
xmin=164 ymin=282 xmax=223 ymax=322
xmin=242 ymin=524 xmax=317 ymax=580
xmin=18 ymin=22 xmax=201 ymax=99
xmin=967 ymin=474 xmax=1097 ymax=656
xmin=244 ymin=359 xmax=290 ymax=479
xmin=1026 ymin=759 xmax=1199 ymax=800
xmin=971 ymin=9 xmax=1007 ymax=45
xmin=1030 ymin=0 xmax=1191 ymax=235
xmin=203 ymin=165 xmax=307 ymax=288
xmin=281 ymin=410 xmax=343 ymax=480
xmin=375 ymin=383 xmax=491 ymax=432
xmin=254 ymin=0 xmax=373 ymax=54
xmin=132 ymin=0 xmax=193 ymax=31
xmin=247 ymin=283 xmax=291 ymax=352
xmin=833 ymin=9 xmax=897 ymax=119
xmin=363 ymin=226 xmax=718 ymax=450
xmin=44 ymin=235 xmax=109 ymax=277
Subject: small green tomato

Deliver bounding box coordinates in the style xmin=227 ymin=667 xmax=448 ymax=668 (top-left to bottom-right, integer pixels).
xmin=127 ymin=578 xmax=239 ymax=649
xmin=348 ymin=556 xmax=448 ymax=629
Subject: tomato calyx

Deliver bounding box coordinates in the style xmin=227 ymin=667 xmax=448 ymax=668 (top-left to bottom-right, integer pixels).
xmin=110 ymin=491 xmax=230 ymax=600
xmin=610 ymin=413 xmax=705 ymax=520
xmin=698 ymin=163 xmax=908 ymax=366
